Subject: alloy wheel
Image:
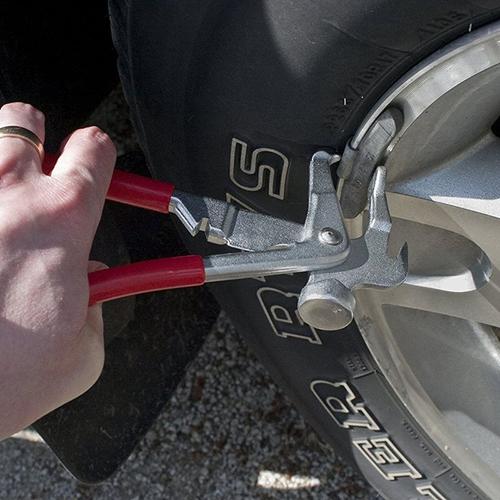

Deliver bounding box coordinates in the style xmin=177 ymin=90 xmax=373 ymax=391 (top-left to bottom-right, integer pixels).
xmin=350 ymin=20 xmax=500 ymax=497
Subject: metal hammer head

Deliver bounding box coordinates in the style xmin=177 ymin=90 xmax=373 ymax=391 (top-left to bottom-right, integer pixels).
xmin=298 ymin=167 xmax=408 ymax=331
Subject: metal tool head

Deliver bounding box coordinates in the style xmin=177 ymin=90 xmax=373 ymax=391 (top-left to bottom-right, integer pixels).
xmin=171 ymin=152 xmax=406 ymax=332
xmin=298 ymin=167 xmax=408 ymax=331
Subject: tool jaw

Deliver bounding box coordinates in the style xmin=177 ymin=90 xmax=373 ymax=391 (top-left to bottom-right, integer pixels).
xmin=169 ymin=190 xmax=304 ymax=252
xmin=169 ymin=151 xmax=349 ymax=255
xmin=202 ymin=152 xmax=351 ymax=281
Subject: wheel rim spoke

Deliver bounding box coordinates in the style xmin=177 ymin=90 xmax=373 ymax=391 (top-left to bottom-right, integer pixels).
xmin=371 ymin=279 xmax=500 ymax=327
xmin=379 ymin=135 xmax=500 ymax=326
xmin=386 ymin=135 xmax=500 ymax=268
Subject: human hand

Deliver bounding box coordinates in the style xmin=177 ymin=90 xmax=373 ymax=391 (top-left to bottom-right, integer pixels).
xmin=0 ymin=103 xmax=116 ymax=439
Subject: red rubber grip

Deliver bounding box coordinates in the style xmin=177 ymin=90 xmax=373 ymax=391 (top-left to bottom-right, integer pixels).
xmin=43 ymin=154 xmax=175 ymax=213
xmin=88 ymin=255 xmax=206 ymax=306
xmin=107 ymin=170 xmax=175 ymax=213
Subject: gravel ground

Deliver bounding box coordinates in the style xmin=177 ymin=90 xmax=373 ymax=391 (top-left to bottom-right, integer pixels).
xmin=0 ymin=315 xmax=375 ymax=499
xmin=0 ymin=89 xmax=376 ymax=499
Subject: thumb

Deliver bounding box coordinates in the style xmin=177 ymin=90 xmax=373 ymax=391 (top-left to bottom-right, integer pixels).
xmin=70 ymin=260 xmax=109 ymax=393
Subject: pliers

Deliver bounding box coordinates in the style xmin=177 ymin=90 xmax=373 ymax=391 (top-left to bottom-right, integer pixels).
xmin=43 ymin=151 xmax=407 ymax=331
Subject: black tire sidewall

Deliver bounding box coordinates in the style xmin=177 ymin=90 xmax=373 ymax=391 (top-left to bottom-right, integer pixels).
xmin=110 ymin=1 xmax=500 ymax=498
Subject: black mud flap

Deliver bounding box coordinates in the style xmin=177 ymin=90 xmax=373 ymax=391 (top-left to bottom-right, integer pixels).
xmin=33 ymin=154 xmax=219 ymax=483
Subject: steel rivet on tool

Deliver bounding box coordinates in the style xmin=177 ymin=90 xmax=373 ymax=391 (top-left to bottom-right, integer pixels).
xmin=320 ymin=228 xmax=343 ymax=246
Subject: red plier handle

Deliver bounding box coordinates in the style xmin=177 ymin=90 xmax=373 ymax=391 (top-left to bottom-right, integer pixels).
xmin=88 ymin=256 xmax=206 ymax=306
xmin=43 ymin=154 xmax=207 ymax=305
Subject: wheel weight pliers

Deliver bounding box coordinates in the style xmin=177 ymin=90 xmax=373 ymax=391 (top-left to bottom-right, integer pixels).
xmin=43 ymin=152 xmax=407 ymax=331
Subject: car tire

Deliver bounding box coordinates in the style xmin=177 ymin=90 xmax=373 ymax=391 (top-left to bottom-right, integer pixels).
xmin=109 ymin=1 xmax=500 ymax=497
